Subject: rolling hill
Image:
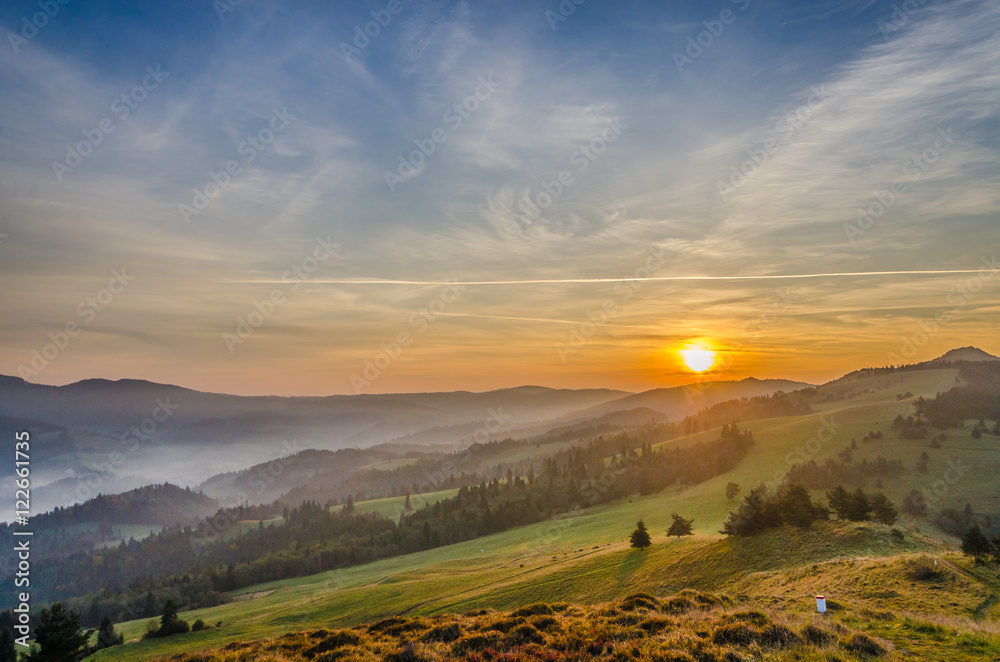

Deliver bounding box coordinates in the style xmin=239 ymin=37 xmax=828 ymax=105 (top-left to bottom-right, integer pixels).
xmin=71 ymin=360 xmax=1000 ymax=661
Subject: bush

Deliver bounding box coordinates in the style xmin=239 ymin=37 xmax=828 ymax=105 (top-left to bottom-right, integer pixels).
xmin=305 ymin=629 xmax=363 ymax=657
xmin=512 ymin=603 xmax=555 ymax=617
xmin=422 ymin=622 xmax=462 ymax=643
xmin=842 ymin=633 xmax=887 ymax=657
xmin=801 ymin=624 xmax=835 ymax=645
xmin=620 ymin=593 xmax=660 ymax=611
xmin=451 ymin=632 xmax=502 ymax=655
xmin=191 ymin=619 xmax=207 ymax=632
xmin=505 ymin=623 xmax=544 ymax=647
xmin=157 ymin=619 xmax=190 ymax=637
xmin=911 ymin=564 xmax=942 ymax=581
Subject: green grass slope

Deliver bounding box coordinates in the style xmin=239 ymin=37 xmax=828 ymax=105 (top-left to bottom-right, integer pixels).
xmin=87 ymin=368 xmax=1000 ymax=661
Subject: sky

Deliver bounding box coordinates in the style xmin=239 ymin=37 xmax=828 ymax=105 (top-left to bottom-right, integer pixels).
xmin=0 ymin=0 xmax=998 ymax=396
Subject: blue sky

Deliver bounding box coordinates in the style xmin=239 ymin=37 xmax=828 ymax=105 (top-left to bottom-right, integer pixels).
xmin=1 ymin=0 xmax=998 ymax=395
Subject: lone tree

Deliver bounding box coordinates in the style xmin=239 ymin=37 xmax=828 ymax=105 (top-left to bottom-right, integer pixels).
xmin=630 ymin=520 xmax=652 ymax=550
xmin=95 ymin=616 xmax=124 ymax=650
xmin=725 ymin=482 xmax=741 ymax=501
xmin=961 ymin=524 xmax=993 ymax=560
xmin=161 ymin=601 xmax=179 ymax=630
xmin=26 ymin=603 xmax=90 ymax=662
xmin=667 ymin=513 xmax=694 ymax=537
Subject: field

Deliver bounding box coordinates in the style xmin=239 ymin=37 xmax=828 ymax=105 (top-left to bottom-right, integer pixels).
xmin=85 ymin=368 xmax=1000 ymax=661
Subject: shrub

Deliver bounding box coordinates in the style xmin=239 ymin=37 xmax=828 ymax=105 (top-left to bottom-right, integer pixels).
xmin=422 ymin=622 xmax=462 ymax=643
xmin=677 ymin=590 xmax=733 ymax=608
xmin=620 ymin=593 xmax=660 ymax=611
xmin=155 ymin=619 xmax=190 ymax=637
xmin=451 ymin=632 xmax=502 ymax=655
xmin=713 ymin=613 xmax=799 ymax=648
xmin=505 ymin=623 xmax=544 ymax=647
xmin=305 ymin=630 xmax=363 ymax=657
xmin=191 ymin=619 xmax=207 ymax=632
xmin=512 ymin=603 xmax=555 ymax=617
xmin=528 ymin=615 xmax=559 ymax=632
xmin=638 ymin=617 xmax=673 ymax=635
xmin=842 ymin=633 xmax=887 ymax=657
xmin=661 ymin=596 xmax=695 ymax=614
xmin=485 ymin=616 xmax=525 ymax=633
xmin=911 ymin=564 xmax=942 ymax=581
xmin=367 ymin=616 xmax=424 ymax=636
xmin=801 ymin=624 xmax=835 ymax=645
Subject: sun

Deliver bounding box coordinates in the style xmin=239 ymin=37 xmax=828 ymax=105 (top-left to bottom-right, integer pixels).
xmin=678 ymin=346 xmax=717 ymax=373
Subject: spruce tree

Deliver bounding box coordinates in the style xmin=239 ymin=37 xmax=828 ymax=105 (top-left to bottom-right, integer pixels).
xmin=27 ymin=603 xmax=89 ymax=662
xmin=961 ymin=524 xmax=992 ymax=559
xmin=630 ymin=520 xmax=652 ymax=550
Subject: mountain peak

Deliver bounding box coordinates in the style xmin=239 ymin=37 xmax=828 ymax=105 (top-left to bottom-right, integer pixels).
xmin=934 ymin=346 xmax=1000 ymax=363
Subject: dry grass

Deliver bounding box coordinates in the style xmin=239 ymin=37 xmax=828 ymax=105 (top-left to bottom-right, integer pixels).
xmin=153 ymin=591 xmax=903 ymax=662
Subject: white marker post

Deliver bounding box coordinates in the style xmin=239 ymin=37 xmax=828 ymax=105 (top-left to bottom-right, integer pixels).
xmin=816 ymin=595 xmax=827 ymax=613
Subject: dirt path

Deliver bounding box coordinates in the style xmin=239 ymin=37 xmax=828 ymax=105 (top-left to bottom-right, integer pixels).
xmin=937 ymin=557 xmax=1000 ymax=619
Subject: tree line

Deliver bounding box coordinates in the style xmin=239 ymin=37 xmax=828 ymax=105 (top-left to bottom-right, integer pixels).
xmin=4 ymin=424 xmax=757 ymax=628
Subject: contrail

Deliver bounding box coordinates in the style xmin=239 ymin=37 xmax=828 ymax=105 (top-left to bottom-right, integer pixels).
xmin=228 ymin=268 xmax=990 ymax=286
xmin=431 ymin=312 xmax=656 ymax=328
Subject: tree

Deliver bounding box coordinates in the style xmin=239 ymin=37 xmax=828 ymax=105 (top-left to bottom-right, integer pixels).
xmin=149 ymin=600 xmax=189 ymax=638
xmin=846 ymin=488 xmax=872 ymax=521
xmin=961 ymin=524 xmax=993 ymax=560
xmin=630 ymin=520 xmax=652 ymax=550
xmin=160 ymin=601 xmax=178 ymax=630
xmin=870 ymin=492 xmax=898 ymax=525
xmin=404 ymin=491 xmax=413 ymax=512
xmin=725 ymin=482 xmax=741 ymax=501
xmin=778 ymin=484 xmax=820 ymax=528
xmin=721 ymin=486 xmax=783 ymax=536
xmin=667 ymin=513 xmax=694 ymax=537
xmin=27 ymin=603 xmax=90 ymax=662
xmin=0 ymin=628 xmax=15 ymax=662
xmin=826 ymin=486 xmax=850 ymax=520
xmin=95 ymin=616 xmax=123 ymax=650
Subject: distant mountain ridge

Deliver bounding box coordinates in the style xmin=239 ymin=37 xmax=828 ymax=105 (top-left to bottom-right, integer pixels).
xmin=933 ymin=346 xmax=1000 ymax=362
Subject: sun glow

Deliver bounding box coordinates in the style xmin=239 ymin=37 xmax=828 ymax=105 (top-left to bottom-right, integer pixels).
xmin=678 ymin=346 xmax=717 ymax=373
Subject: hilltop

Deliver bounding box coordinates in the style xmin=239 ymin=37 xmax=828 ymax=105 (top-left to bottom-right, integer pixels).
xmin=933 ymin=346 xmax=1000 ymax=363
